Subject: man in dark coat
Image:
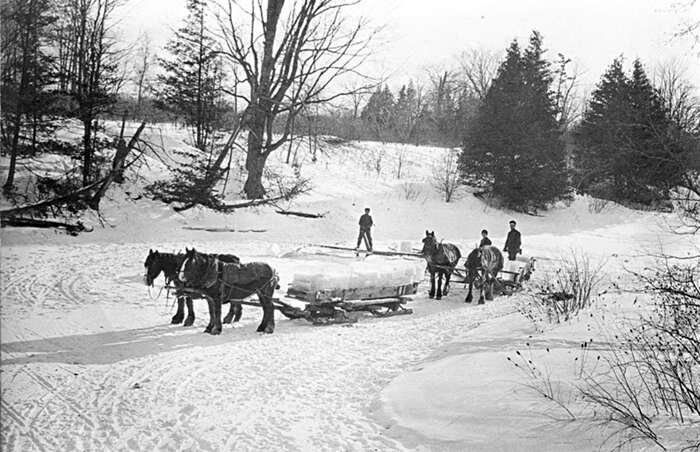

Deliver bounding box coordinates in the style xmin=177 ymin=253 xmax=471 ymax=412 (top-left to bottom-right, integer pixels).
xmin=356 ymin=207 xmax=373 ymax=251
xmin=503 ymin=220 xmax=521 ymax=261
xmin=479 ymin=229 xmax=492 ymax=247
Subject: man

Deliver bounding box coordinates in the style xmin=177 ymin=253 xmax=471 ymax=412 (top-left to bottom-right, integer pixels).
xmin=503 ymin=220 xmax=521 ymax=261
xmin=479 ymin=229 xmax=492 ymax=247
xmin=356 ymin=207 xmax=373 ymax=251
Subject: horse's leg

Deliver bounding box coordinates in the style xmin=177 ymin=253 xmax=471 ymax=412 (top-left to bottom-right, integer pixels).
xmin=210 ymin=297 xmax=222 ymax=335
xmin=478 ymin=283 xmax=486 ymax=304
xmin=183 ymin=297 xmax=195 ymax=326
xmin=233 ymin=303 xmax=243 ymax=322
xmin=171 ymin=296 xmax=185 ymax=324
xmin=257 ymin=290 xmax=275 ymax=334
xmin=436 ymin=272 xmax=443 ymax=300
xmin=444 ymin=271 xmax=452 ymax=296
xmin=223 ymin=302 xmax=235 ymax=324
xmin=465 ymin=281 xmax=473 ymax=303
xmin=204 ymin=297 xmax=214 ymax=333
xmin=428 ymin=269 xmax=436 ymax=299
xmin=485 ymin=276 xmax=494 ymax=301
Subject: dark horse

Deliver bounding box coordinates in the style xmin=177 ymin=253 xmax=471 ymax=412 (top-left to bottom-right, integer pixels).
xmin=464 ymin=245 xmax=504 ymax=304
xmin=421 ymin=231 xmax=461 ymax=300
xmin=144 ymin=249 xmax=242 ymax=326
xmin=179 ymin=248 xmax=279 ymax=335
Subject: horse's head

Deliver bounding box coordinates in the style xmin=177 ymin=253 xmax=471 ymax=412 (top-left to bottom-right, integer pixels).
xmin=144 ymin=249 xmax=163 ymax=286
xmin=421 ymin=230 xmax=438 ymax=257
xmin=179 ymin=247 xmax=215 ymax=287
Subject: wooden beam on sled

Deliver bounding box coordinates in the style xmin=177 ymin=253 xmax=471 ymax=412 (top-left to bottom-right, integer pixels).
xmin=310 ymin=244 xmax=422 ymax=258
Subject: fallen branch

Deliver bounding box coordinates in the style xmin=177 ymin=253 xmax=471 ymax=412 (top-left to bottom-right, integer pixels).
xmin=275 ymin=209 xmax=326 ymax=218
xmin=0 ymin=178 xmax=105 ymax=218
xmin=217 ymin=194 xmax=289 ymax=211
xmin=1 ymin=217 xmax=92 ymax=235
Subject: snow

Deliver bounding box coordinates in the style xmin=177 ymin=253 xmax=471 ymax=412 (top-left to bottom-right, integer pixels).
xmin=2 ymin=124 xmax=699 ymax=450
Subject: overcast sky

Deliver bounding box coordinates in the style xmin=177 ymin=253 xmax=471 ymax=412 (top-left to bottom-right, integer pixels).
xmin=118 ymin=0 xmax=699 ymax=91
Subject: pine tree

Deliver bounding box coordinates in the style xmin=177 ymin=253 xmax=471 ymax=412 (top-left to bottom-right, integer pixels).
xmin=459 ymin=32 xmax=569 ymax=212
xmin=360 ymin=85 xmax=395 ymax=142
xmin=574 ymin=57 xmax=630 ymax=196
xmin=575 ymin=58 xmax=687 ymax=204
xmin=156 ymin=0 xmax=227 ymax=152
xmin=394 ymin=82 xmax=420 ymax=144
xmin=153 ymin=0 xmax=229 ymax=208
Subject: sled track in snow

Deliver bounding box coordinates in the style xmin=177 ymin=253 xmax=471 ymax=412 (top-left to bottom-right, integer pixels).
xmin=1 ymin=242 xmax=520 ymax=450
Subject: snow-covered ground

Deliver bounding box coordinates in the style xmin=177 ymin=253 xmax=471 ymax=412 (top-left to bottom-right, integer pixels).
xmin=1 ymin=125 xmax=698 ymax=450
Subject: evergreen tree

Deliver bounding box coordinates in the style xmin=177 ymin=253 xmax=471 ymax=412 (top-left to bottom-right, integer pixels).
xmin=575 ymin=58 xmax=687 ymax=204
xmin=153 ymin=0 xmax=230 ymax=208
xmin=459 ymin=32 xmax=569 ymax=212
xmin=360 ymin=85 xmax=395 ymax=142
xmin=156 ymin=0 xmax=227 ymax=152
xmin=394 ymin=82 xmax=421 ymax=144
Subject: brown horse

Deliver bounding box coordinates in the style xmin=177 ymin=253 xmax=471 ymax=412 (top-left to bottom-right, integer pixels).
xmin=421 ymin=231 xmax=462 ymax=300
xmin=464 ymin=246 xmax=503 ymax=304
xmin=179 ymin=248 xmax=279 ymax=335
xmin=144 ymin=250 xmax=242 ymax=326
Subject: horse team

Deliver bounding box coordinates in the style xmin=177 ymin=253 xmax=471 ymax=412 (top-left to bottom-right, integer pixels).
xmin=144 ymin=231 xmax=504 ymax=335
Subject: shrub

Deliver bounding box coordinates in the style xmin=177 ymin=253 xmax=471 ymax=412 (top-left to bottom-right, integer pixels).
xmin=520 ymin=251 xmax=605 ymax=325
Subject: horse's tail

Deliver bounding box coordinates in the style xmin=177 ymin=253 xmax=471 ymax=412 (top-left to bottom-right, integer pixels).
xmin=272 ymin=270 xmax=280 ymax=290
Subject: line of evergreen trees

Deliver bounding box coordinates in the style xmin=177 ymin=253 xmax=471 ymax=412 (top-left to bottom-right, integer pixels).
xmin=458 ymin=31 xmax=698 ymax=212
xmin=574 ymin=58 xmax=694 ymax=206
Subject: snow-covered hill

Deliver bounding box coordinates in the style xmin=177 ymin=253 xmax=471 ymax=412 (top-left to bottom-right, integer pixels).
xmin=1 ymin=124 xmax=698 ymax=451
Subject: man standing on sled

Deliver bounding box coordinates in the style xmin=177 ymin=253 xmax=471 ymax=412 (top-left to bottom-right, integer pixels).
xmin=356 ymin=207 xmax=374 ymax=252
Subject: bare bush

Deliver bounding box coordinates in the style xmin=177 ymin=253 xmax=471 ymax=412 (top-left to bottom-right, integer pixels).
xmin=520 ymin=251 xmax=606 ymax=325
xmin=431 ymin=149 xmax=461 ymax=202
xmin=400 ymin=182 xmax=422 ymax=201
xmin=587 ymin=196 xmax=611 ymax=214
xmin=507 ymin=345 xmax=579 ymax=420
xmin=263 ymin=166 xmax=312 ymax=200
xmin=577 ymin=259 xmax=700 ymax=449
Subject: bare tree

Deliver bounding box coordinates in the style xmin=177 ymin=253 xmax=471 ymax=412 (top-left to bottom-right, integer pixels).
xmin=1 ymin=0 xmax=54 ymax=193
xmin=216 ymin=0 xmax=374 ymax=199
xmin=553 ymin=53 xmax=583 ymax=130
xmin=431 ymin=149 xmax=461 ymax=202
xmin=672 ymin=0 xmax=700 ymax=51
xmin=653 ymin=58 xmax=700 ymax=133
xmin=54 ymin=0 xmax=126 ymax=186
xmin=456 ymin=47 xmax=500 ymax=100
xmin=131 ymin=32 xmax=152 ymax=119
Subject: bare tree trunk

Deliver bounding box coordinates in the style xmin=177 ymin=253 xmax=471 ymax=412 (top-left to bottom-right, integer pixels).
xmin=286 ymin=115 xmax=295 ymax=164
xmin=89 ymin=121 xmax=146 ymax=210
xmin=82 ymin=118 xmax=93 ymax=186
xmin=244 ymin=123 xmax=269 ymax=198
xmin=3 ymin=112 xmax=22 ymax=193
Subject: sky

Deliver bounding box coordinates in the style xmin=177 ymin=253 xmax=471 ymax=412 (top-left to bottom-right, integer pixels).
xmin=118 ymin=0 xmax=700 ymax=92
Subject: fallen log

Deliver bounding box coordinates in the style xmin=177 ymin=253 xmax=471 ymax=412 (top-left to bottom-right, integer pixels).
xmin=275 ymin=209 xmax=326 ymax=218
xmin=1 ymin=217 xmax=91 ymax=235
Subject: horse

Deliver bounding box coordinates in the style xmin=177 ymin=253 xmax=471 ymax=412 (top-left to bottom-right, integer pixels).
xmin=421 ymin=230 xmax=462 ymax=300
xmin=464 ymin=245 xmax=504 ymax=304
xmin=178 ymin=248 xmax=279 ymax=335
xmin=143 ymin=249 xmax=242 ymax=326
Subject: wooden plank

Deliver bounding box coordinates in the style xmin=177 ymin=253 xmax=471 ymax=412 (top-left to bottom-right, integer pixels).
xmin=310 ymin=244 xmax=422 ymax=258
